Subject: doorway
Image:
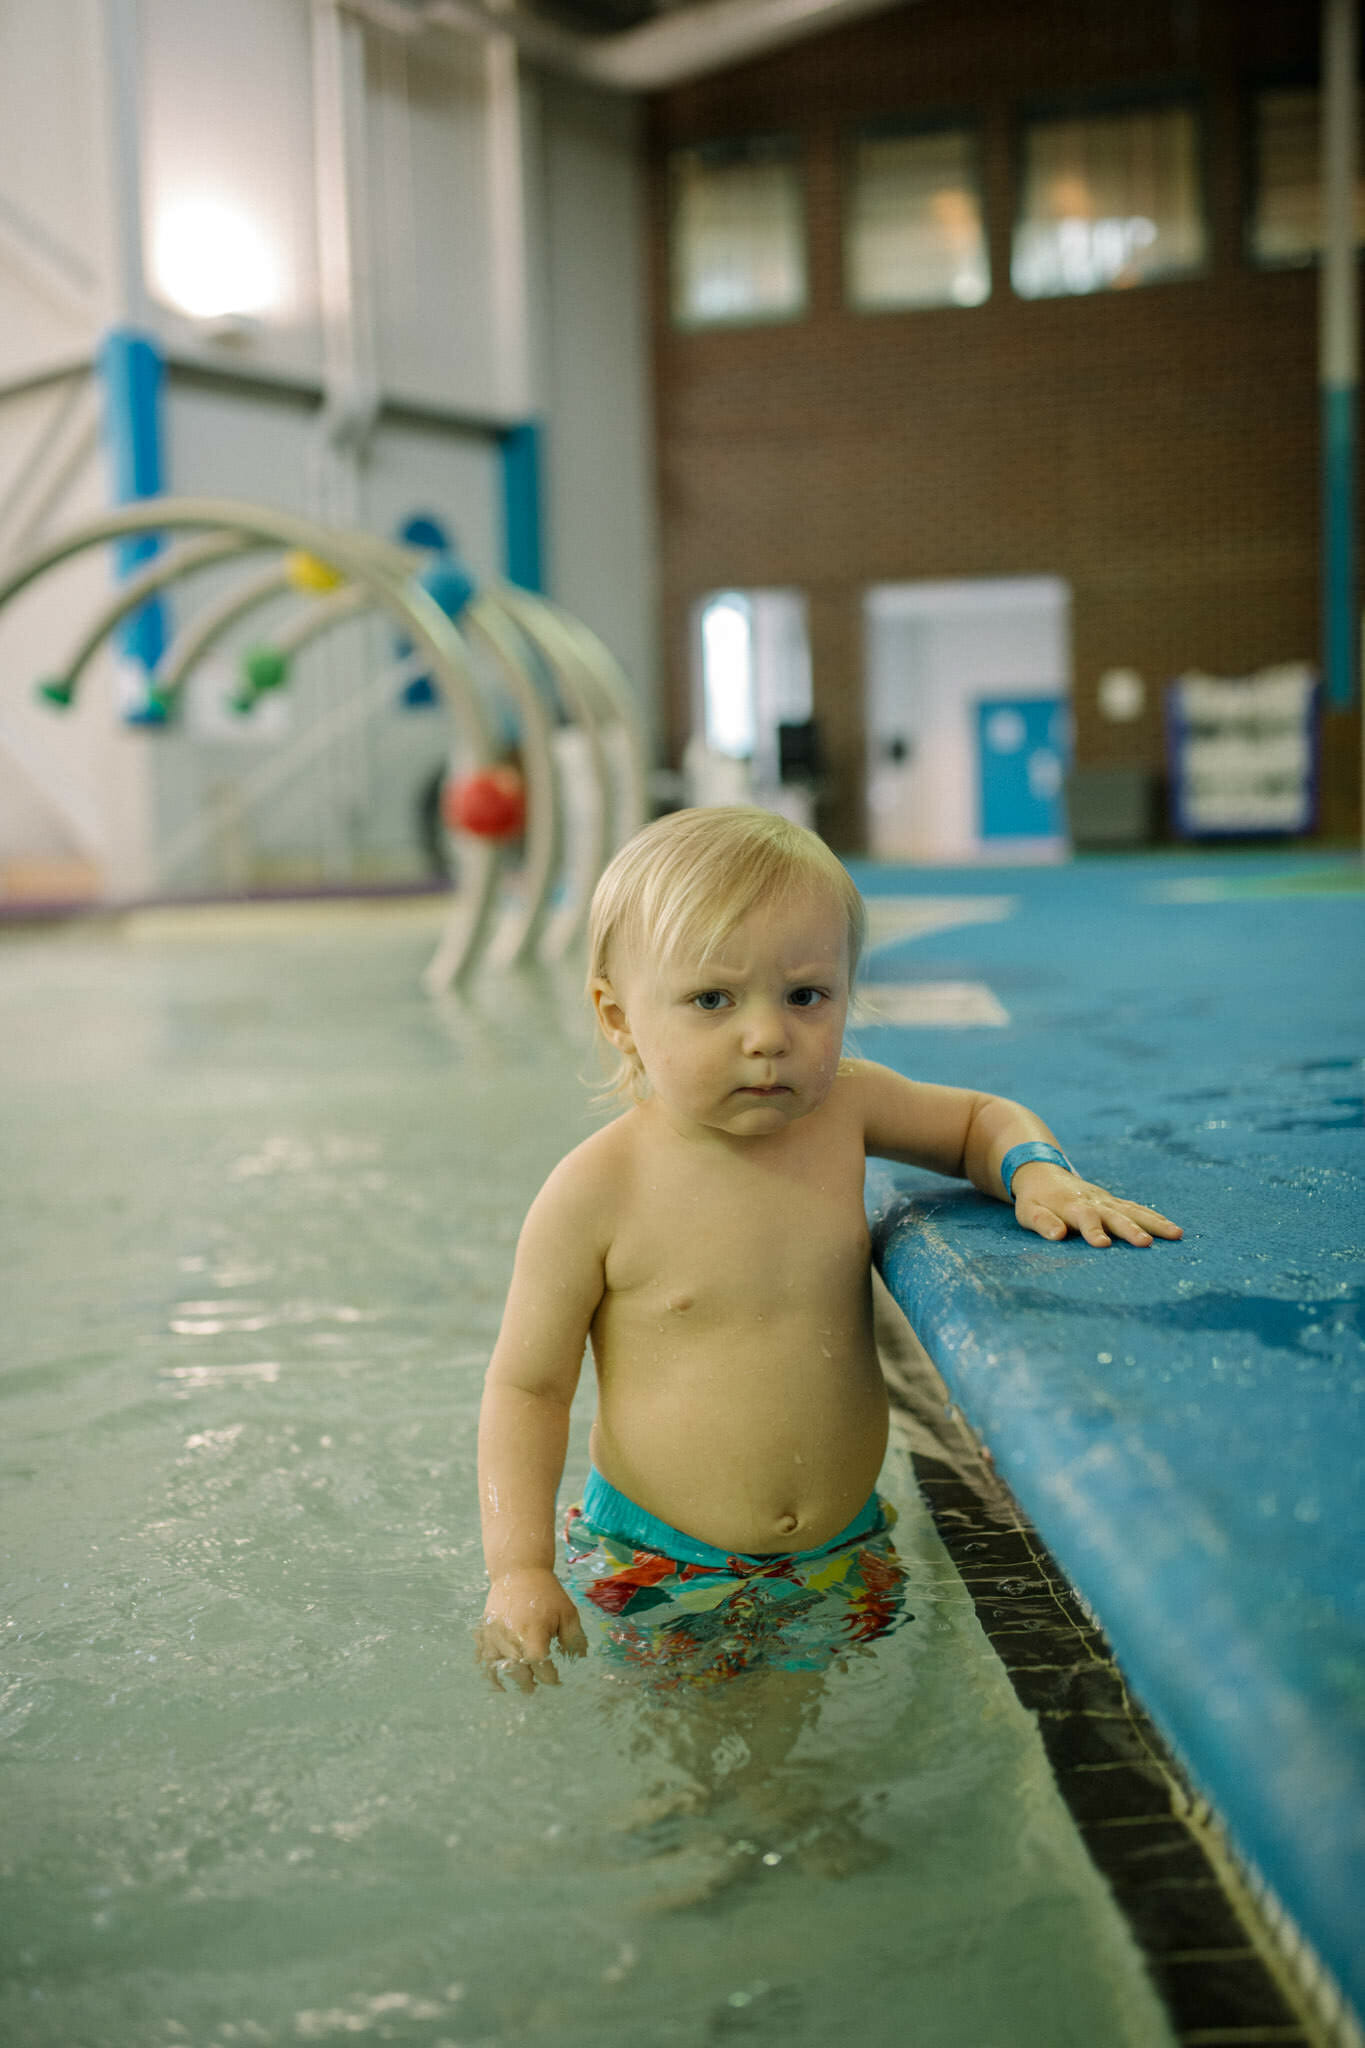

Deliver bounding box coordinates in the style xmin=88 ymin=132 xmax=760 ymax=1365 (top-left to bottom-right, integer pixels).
xmin=688 ymin=588 xmax=816 ymax=823
xmin=863 ymin=577 xmax=1071 ymax=863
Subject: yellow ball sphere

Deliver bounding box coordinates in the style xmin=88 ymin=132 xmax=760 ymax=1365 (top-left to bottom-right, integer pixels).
xmin=284 ymin=550 xmax=346 ymax=593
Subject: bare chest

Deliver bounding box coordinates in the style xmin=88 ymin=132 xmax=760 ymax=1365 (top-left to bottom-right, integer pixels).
xmin=601 ymin=1129 xmax=871 ymax=1329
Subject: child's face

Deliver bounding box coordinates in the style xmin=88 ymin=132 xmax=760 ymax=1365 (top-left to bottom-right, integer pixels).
xmin=594 ymin=884 xmax=852 ymax=1142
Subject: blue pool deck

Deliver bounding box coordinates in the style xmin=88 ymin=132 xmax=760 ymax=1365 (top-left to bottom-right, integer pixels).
xmin=854 ymin=851 xmax=1364 ymax=2022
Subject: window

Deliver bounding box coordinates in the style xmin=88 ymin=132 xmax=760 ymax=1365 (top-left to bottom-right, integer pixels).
xmin=699 ymin=593 xmax=757 ymax=757
xmin=694 ymin=590 xmax=812 ymax=777
xmin=846 ymin=123 xmax=990 ymax=310
xmin=1012 ymin=100 xmax=1206 ymax=298
xmin=669 ymin=139 xmax=806 ymax=327
xmin=1251 ymin=86 xmax=1365 ymax=266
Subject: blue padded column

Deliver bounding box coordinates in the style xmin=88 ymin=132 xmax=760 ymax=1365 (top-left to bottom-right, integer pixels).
xmin=500 ymin=420 xmax=544 ymax=594
xmin=97 ymin=327 xmax=167 ymax=673
xmin=1319 ymin=0 xmax=1359 ymax=710
xmin=1322 ymin=382 xmax=1356 ymax=709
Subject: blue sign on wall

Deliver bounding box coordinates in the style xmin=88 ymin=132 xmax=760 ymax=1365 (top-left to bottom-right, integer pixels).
xmin=976 ymin=696 xmax=1068 ymax=839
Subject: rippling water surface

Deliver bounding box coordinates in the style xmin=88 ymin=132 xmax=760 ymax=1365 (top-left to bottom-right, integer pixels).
xmin=0 ymin=906 xmax=1174 ymax=2047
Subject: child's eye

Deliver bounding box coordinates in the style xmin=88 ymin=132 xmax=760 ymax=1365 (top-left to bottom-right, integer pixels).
xmin=691 ymin=990 xmax=730 ymax=1012
xmin=788 ymin=987 xmax=826 ymax=1009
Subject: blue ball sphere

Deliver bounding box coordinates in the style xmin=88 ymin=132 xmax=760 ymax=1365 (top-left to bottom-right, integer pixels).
xmin=418 ymin=561 xmax=477 ymax=624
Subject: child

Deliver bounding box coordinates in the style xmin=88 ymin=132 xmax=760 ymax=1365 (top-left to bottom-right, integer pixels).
xmin=476 ymin=807 xmax=1181 ymax=1692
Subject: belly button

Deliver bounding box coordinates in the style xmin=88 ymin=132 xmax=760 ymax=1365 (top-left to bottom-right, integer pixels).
xmin=666 ymin=1295 xmax=692 ymax=1313
xmin=777 ymin=1512 xmax=798 ymax=1535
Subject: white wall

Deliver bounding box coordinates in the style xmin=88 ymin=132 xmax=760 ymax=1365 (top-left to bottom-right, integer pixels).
xmin=138 ymin=0 xmax=323 ymax=377
xmin=531 ymin=71 xmax=658 ymax=734
xmin=0 ymin=372 xmax=155 ymax=895
xmin=136 ymin=0 xmax=525 ymax=419
xmin=0 ymin=2 xmax=660 ymax=900
xmin=365 ymin=31 xmax=510 ymax=415
xmin=0 ymin=0 xmax=106 ymax=384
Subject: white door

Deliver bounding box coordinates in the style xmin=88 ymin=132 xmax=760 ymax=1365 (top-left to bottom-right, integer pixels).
xmin=864 ymin=577 xmax=1071 ymax=863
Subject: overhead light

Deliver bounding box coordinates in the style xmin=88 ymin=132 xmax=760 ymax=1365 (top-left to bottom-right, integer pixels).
xmin=151 ymin=198 xmax=282 ymax=323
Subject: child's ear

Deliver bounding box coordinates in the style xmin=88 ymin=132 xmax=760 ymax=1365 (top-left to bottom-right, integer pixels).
xmin=590 ymin=977 xmax=635 ymax=1053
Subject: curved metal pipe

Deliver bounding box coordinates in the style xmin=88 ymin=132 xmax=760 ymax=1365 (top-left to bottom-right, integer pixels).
xmin=270 ymin=582 xmax=372 ymax=654
xmin=154 ymin=644 xmax=434 ymax=886
xmin=477 ymin=589 xmax=614 ymax=959
xmin=0 ymin=501 xmax=487 ymax=751
xmin=44 ymin=533 xmax=258 ymax=701
xmin=155 ymin=562 xmax=561 ymax=974
xmin=0 ymin=498 xmax=502 ymax=984
xmin=337 ymin=543 xmax=626 ymax=963
xmin=155 ymin=530 xmax=424 ymax=703
xmin=548 ymin=607 xmax=651 ymax=841
xmin=192 ymin=582 xmax=504 ymax=987
xmin=459 ymin=599 xmax=563 ymax=968
xmin=498 ymin=586 xmax=648 ymax=844
xmin=3 ymin=497 xmax=646 ymax=988
xmin=264 ymin=576 xmax=563 ymax=974
xmin=153 ymin=566 xmax=299 ymax=701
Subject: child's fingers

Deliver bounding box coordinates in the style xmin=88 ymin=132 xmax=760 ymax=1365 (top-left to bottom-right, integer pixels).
xmin=1016 ymin=1192 xmax=1101 ymax=1242
xmin=475 ymin=1622 xmax=527 ymax=1692
xmin=1068 ymin=1202 xmax=1114 ymax=1247
xmin=476 ymin=1614 xmax=549 ymax=1689
xmin=1122 ymin=1202 xmax=1183 ymax=1238
xmin=558 ymin=1608 xmax=590 ymax=1658
xmin=475 ymin=1617 xmax=515 ymax=1666
xmin=481 ymin=1643 xmax=545 ymax=1694
xmin=1070 ymin=1197 xmax=1152 ymax=1246
xmin=477 ymin=1608 xmax=586 ymax=1692
xmin=518 ymin=1621 xmax=557 ymax=1664
xmin=500 ymin=1658 xmax=539 ymax=1694
xmin=1020 ymin=1202 xmax=1070 ymax=1242
xmin=1020 ymin=1189 xmax=1182 ymax=1248
xmin=1091 ymin=1196 xmax=1183 ymax=1244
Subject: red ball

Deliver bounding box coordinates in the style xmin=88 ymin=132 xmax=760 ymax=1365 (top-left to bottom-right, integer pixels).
xmin=442 ymin=766 xmax=526 ymax=840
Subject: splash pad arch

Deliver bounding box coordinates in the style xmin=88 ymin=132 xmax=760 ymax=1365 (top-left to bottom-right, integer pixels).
xmin=0 ymin=498 xmax=647 ymax=989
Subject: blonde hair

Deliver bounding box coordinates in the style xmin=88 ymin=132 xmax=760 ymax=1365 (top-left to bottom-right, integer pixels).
xmin=587 ymin=806 xmax=865 ymax=1104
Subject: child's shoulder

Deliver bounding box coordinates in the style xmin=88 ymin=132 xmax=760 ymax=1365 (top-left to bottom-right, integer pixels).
xmin=516 ymin=1115 xmax=636 ymax=1264
xmin=832 ymin=1056 xmax=905 ymax=1103
xmin=828 ymin=1058 xmax=939 ymax=1143
xmin=535 ymin=1107 xmax=642 ymax=1210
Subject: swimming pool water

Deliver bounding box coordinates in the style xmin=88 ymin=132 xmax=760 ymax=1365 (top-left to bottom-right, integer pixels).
xmin=0 ymin=905 xmax=1176 ymax=2047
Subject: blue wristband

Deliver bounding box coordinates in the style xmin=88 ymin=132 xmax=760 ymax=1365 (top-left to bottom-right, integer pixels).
xmin=1001 ymin=1141 xmax=1075 ymax=1201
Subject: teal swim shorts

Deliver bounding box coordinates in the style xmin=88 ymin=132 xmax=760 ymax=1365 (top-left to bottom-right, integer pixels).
xmin=563 ymin=1468 xmax=912 ymax=1687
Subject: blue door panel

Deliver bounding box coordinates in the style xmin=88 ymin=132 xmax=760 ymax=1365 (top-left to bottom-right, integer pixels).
xmin=976 ymin=696 xmax=1067 ymax=839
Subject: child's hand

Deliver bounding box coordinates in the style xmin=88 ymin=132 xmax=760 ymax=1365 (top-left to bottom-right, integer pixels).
xmin=477 ymin=1568 xmax=588 ymax=1693
xmin=1011 ymin=1164 xmax=1183 ymax=1249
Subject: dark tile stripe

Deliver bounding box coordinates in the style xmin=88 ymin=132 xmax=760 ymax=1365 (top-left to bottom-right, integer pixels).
xmin=905 ymin=1445 xmax=1318 ymax=2045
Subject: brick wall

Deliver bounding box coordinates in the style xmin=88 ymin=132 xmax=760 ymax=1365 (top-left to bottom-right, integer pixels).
xmin=646 ymin=0 xmax=1361 ymax=849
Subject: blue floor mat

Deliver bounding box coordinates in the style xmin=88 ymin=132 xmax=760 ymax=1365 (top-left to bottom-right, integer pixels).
xmin=855 ymin=851 xmax=1364 ymax=2017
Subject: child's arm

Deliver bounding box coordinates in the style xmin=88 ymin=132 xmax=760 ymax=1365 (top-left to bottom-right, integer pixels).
xmin=851 ymin=1060 xmax=1181 ymax=1248
xmin=476 ymin=1151 xmax=608 ymax=1690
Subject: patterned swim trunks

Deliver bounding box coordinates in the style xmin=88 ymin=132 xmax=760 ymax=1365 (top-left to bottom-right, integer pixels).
xmin=563 ymin=1471 xmax=912 ymax=1688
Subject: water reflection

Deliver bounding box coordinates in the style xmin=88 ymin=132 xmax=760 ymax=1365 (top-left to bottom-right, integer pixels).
xmin=0 ymin=911 xmax=1175 ymax=2047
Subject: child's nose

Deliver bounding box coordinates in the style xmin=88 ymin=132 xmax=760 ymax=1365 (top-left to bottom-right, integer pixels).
xmin=741 ymin=1002 xmax=789 ymax=1055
